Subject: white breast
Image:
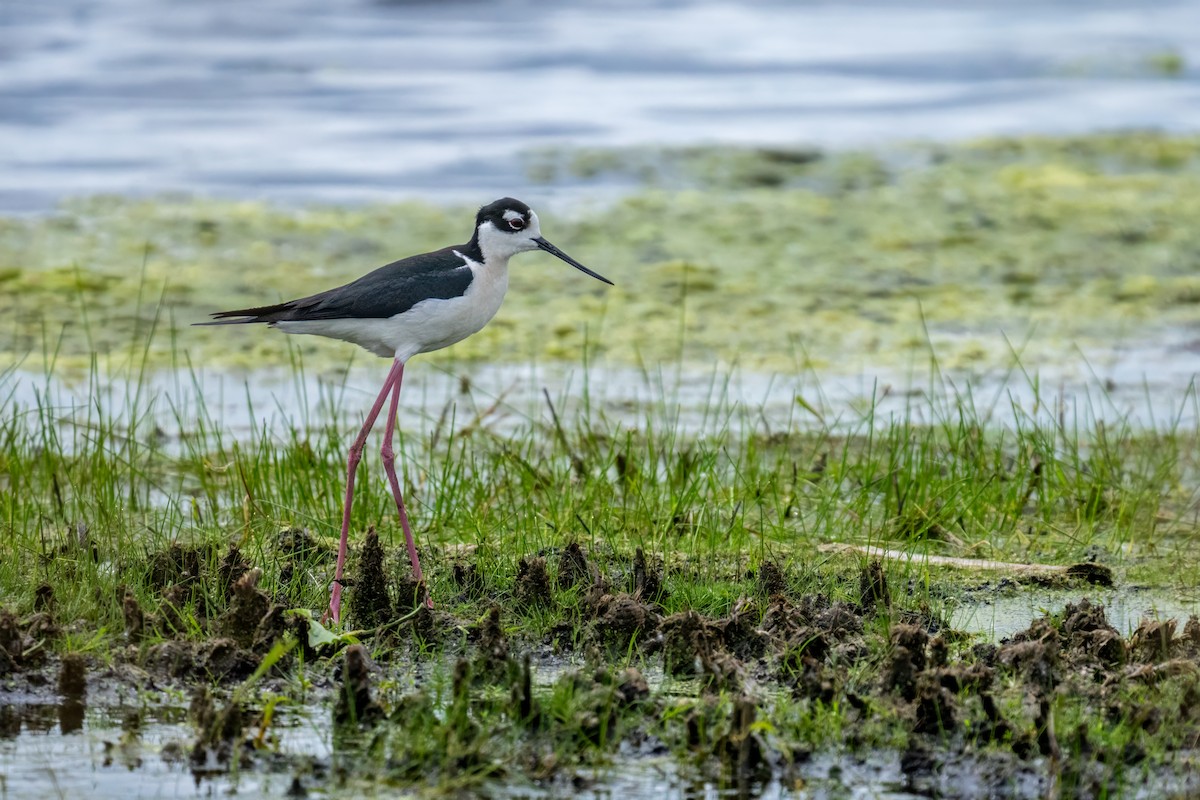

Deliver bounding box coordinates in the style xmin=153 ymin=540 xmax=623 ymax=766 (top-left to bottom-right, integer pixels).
xmin=276 ymin=251 xmax=510 ymax=361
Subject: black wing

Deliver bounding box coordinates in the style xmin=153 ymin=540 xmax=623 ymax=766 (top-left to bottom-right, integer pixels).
xmin=197 ymin=246 xmax=475 ymax=325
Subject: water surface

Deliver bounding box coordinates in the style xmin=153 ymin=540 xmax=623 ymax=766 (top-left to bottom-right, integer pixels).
xmin=3 ymin=0 xmax=1199 ymax=212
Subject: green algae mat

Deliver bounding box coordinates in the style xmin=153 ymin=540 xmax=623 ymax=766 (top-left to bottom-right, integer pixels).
xmin=3 ymin=133 xmax=1200 ymax=373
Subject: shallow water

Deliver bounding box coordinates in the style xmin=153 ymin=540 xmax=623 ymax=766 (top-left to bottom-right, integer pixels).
xmin=3 ymin=0 xmax=1199 ymax=212
xmin=0 ymin=702 xmax=321 ymax=799
xmin=955 ymin=585 xmax=1200 ymax=640
xmin=6 ymin=329 xmax=1198 ymax=452
xmin=2 ymin=692 xmax=1192 ymax=799
xmin=0 ymin=701 xmax=1008 ymax=799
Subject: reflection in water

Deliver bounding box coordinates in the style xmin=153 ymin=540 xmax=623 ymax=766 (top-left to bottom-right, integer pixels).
xmin=57 ymin=652 xmax=88 ymax=734
xmin=0 ymin=703 xmax=323 ymax=798
xmin=58 ymin=701 xmax=85 ymax=735
xmin=0 ymin=704 xmax=20 ymax=738
xmin=0 ymin=702 xmax=86 ymax=737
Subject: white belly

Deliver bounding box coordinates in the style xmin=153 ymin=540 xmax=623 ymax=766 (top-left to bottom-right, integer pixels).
xmin=276 ymin=259 xmax=509 ymax=361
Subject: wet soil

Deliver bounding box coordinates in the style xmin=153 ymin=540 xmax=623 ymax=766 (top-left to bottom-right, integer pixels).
xmin=2 ymin=540 xmax=1199 ymax=798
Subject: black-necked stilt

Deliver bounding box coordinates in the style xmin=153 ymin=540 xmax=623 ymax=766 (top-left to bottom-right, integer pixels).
xmin=198 ymin=198 xmax=612 ymax=623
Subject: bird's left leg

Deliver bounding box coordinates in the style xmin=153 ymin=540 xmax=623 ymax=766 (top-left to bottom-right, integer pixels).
xmin=380 ymin=361 xmax=433 ymax=609
xmin=327 ymin=358 xmax=403 ymax=624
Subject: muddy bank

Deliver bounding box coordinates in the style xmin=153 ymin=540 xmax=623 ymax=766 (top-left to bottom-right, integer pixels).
xmin=3 ymin=539 xmax=1199 ymax=797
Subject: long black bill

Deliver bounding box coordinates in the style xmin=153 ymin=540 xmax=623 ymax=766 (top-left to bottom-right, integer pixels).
xmin=534 ymin=237 xmax=614 ymax=286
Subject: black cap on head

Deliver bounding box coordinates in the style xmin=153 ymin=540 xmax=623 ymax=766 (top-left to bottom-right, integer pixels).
xmin=472 ymin=196 xmax=614 ymax=286
xmin=476 ymin=197 xmax=531 ymax=230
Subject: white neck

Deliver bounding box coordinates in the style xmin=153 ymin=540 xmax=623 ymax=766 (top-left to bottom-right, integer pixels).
xmin=474 ymin=211 xmax=542 ymax=266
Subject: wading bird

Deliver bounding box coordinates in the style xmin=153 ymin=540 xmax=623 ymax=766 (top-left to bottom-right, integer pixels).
xmin=199 ymin=198 xmax=611 ymax=622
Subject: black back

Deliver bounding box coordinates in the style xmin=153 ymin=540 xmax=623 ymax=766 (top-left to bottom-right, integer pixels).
xmin=199 ymin=197 xmax=537 ymax=326
xmin=202 ymin=245 xmax=476 ymax=324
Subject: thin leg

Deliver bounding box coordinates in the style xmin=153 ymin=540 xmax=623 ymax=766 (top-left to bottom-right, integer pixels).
xmin=380 ymin=363 xmax=434 ymax=609
xmin=327 ymin=358 xmax=404 ymax=624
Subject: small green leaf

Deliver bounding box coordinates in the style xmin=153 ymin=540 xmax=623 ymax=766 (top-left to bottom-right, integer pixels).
xmin=306 ymin=616 xmax=338 ymax=649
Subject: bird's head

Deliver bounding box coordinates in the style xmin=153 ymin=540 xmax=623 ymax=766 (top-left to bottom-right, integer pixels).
xmin=473 ymin=197 xmax=613 ymax=285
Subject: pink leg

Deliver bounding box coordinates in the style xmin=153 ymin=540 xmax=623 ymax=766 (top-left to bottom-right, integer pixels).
xmin=380 ymin=363 xmax=434 ymax=609
xmin=327 ymin=358 xmax=405 ymax=624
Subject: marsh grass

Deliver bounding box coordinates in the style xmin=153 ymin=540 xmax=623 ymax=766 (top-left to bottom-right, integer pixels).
xmin=2 ymin=312 xmax=1197 ymax=640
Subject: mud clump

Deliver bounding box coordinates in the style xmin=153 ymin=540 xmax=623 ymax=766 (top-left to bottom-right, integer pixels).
xmin=1183 ymin=617 xmax=1200 ymax=657
xmin=912 ymin=675 xmax=956 ymax=734
xmin=998 ymin=619 xmax=1059 ymax=691
xmin=662 ymin=609 xmax=718 ymax=677
xmin=159 ymin=583 xmax=198 ymax=635
xmin=1060 ymin=599 xmax=1125 ymax=666
xmin=350 ymin=528 xmax=390 ymax=629
xmin=591 ymin=593 xmax=659 ymax=647
xmin=614 ymin=667 xmax=650 ymax=706
xmin=515 ymin=557 xmax=552 ymax=608
xmin=631 ymin=547 xmax=664 ymax=603
xmin=122 ymin=588 xmax=146 ymax=643
xmin=217 ymin=545 xmax=251 ymax=591
xmin=219 ymin=569 xmax=270 ymax=649
xmin=452 ymin=561 xmax=486 ymax=598
xmin=252 ymin=604 xmax=289 ymax=652
xmin=556 ymin=542 xmax=590 ymax=590
xmin=975 ymin=691 xmax=1018 ymax=748
xmin=472 ymin=606 xmax=509 ymax=679
xmin=335 ymin=644 xmax=384 ymax=726
xmin=394 ymin=572 xmax=429 ymax=615
xmin=884 ymin=624 xmax=929 ymax=700
xmin=145 ymin=638 xmax=258 ymax=682
xmin=1064 ymin=562 xmax=1114 ymax=587
xmin=1130 ymin=617 xmax=1176 ymax=663
xmin=858 ymin=559 xmax=891 ymax=612
xmin=33 ymin=583 xmax=54 ymax=613
xmin=1035 ymin=695 xmax=1060 ymax=759
xmin=0 ymin=608 xmax=24 ymax=673
xmin=148 ymin=544 xmax=204 ymax=590
xmin=718 ymin=598 xmax=768 ymax=660
xmin=815 ymin=601 xmax=863 ymax=638
xmin=275 ymin=527 xmax=328 ymax=561
xmin=757 ymin=559 xmax=788 ymax=597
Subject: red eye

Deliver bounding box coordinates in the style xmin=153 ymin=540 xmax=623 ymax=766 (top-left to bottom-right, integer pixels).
xmin=508 ymin=217 xmax=525 ymax=230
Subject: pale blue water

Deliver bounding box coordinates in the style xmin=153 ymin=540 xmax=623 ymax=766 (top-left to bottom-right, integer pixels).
xmin=2 ymin=0 xmax=1199 ymax=212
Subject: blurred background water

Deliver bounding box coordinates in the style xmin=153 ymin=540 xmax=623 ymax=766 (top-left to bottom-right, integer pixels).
xmin=2 ymin=0 xmax=1198 ymax=213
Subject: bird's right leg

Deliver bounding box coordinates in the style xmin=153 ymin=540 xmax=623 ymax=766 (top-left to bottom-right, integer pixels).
xmin=379 ymin=361 xmax=434 ymax=609
xmin=327 ymin=358 xmax=405 ymax=624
